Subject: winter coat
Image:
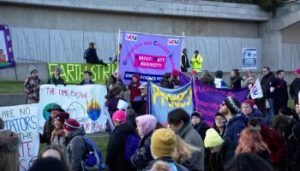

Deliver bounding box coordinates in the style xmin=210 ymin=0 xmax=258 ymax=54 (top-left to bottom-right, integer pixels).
xmin=223 ymin=114 xmax=247 ymax=162
xmin=0 ymin=130 xmax=19 ymax=171
xmin=147 ymin=157 xmax=189 ymax=171
xmin=274 ymin=78 xmax=288 ymax=114
xmin=47 ymin=76 xmax=65 ymax=85
xmin=132 ymin=95 xmax=147 ymax=115
xmin=128 ymin=79 xmax=141 ymax=101
xmin=200 ymin=75 xmax=215 ymax=87
xmin=160 ymin=78 xmax=174 ymax=89
xmin=290 ymin=78 xmax=300 ymax=104
xmin=244 ymin=108 xmax=262 ymax=120
xmin=261 ymin=72 xmax=277 ymax=99
xmin=40 ymin=117 xmax=55 ymax=145
xmin=84 ymin=47 xmax=99 ymax=63
xmin=106 ymin=75 xmax=126 ymax=91
xmin=193 ymin=122 xmax=210 ymax=140
xmin=105 ymin=97 xmax=122 ymax=117
xmin=79 ymin=80 xmax=94 ymax=85
xmin=106 ymin=122 xmax=136 ymax=171
xmin=181 ymin=53 xmax=190 ymax=72
xmin=230 ymin=76 xmax=242 ymax=89
xmin=131 ymin=131 xmax=154 ymax=171
xmin=64 ymin=127 xmax=86 ymax=171
xmin=50 ymin=128 xmax=65 ymax=148
xmin=177 ymin=122 xmax=205 ymax=171
xmin=191 ymin=54 xmax=203 ymax=72
xmin=287 ymin=129 xmax=300 ymax=171
xmin=214 ymin=78 xmax=227 ymax=89
xmin=24 ymin=76 xmax=41 ymax=102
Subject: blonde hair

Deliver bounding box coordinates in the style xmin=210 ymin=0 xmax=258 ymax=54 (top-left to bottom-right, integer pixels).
xmin=151 ymin=160 xmax=170 ymax=171
xmin=171 ymin=135 xmax=200 ymax=163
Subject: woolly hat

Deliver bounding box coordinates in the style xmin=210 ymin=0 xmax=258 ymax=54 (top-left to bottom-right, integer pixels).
xmin=151 ymin=128 xmax=176 ymax=158
xmin=47 ymin=104 xmax=65 ymax=113
xmin=136 ymin=115 xmax=157 ymax=136
xmin=295 ymin=68 xmax=300 ymax=75
xmin=63 ymin=119 xmax=80 ymax=132
xmin=139 ymin=82 xmax=147 ymax=89
xmin=224 ymin=96 xmax=241 ymax=114
xmin=112 ymin=110 xmax=126 ymax=124
xmin=204 ymin=128 xmax=224 ymax=148
xmin=29 ymin=66 xmax=38 ymax=74
xmin=191 ymin=111 xmax=203 ymax=120
xmin=172 ymin=70 xmax=179 ymax=77
xmin=55 ymin=112 xmax=70 ymax=123
xmin=242 ymin=99 xmax=255 ymax=109
xmin=132 ymin=74 xmax=140 ymax=79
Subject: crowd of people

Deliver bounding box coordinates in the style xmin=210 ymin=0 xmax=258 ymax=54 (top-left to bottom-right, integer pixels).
xmin=1 ymin=44 xmax=300 ymax=171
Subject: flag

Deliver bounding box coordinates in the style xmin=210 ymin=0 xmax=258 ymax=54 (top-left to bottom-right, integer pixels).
xmin=250 ymin=78 xmax=263 ymax=99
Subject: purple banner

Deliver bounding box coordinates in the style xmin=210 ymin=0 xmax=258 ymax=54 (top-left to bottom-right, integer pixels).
xmin=179 ymin=71 xmax=191 ymax=86
xmin=119 ymin=32 xmax=183 ymax=84
xmin=193 ymin=79 xmax=249 ymax=126
xmin=0 ymin=24 xmax=15 ymax=69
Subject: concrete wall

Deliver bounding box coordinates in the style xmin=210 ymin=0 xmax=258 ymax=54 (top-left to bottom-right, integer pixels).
xmin=282 ymin=21 xmax=300 ymax=43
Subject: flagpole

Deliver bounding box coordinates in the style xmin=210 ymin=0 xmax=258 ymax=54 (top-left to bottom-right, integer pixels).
xmin=116 ymin=28 xmax=121 ymax=72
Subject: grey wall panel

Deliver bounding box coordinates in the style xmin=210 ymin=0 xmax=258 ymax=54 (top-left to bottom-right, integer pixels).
xmin=218 ymin=38 xmax=242 ymax=71
xmin=282 ymin=43 xmax=300 ymax=70
xmin=11 ymin=27 xmax=50 ymax=63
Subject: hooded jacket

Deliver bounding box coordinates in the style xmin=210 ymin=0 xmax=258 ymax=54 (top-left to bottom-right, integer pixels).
xmin=128 ymin=75 xmax=141 ymax=101
xmin=0 ymin=130 xmax=20 ymax=171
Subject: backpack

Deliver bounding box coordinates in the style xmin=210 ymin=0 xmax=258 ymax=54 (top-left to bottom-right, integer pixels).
xmin=82 ymin=137 xmax=105 ymax=171
xmin=124 ymin=133 xmax=140 ymax=160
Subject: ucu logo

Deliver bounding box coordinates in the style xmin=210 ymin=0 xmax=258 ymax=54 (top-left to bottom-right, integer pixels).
xmin=168 ymin=39 xmax=179 ymax=45
xmin=126 ymin=34 xmax=137 ymax=41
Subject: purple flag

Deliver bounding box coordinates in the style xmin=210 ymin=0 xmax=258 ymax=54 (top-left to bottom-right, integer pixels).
xmin=179 ymin=71 xmax=191 ymax=86
xmin=0 ymin=24 xmax=15 ymax=69
xmin=193 ymin=79 xmax=249 ymax=126
xmin=119 ymin=32 xmax=183 ymax=84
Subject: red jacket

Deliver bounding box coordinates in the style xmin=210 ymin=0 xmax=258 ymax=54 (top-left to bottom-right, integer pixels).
xmin=260 ymin=125 xmax=286 ymax=168
xmin=128 ymin=75 xmax=141 ymax=101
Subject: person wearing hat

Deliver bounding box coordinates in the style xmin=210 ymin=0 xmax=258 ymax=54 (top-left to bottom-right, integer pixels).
xmin=204 ymin=128 xmax=225 ymax=171
xmin=190 ymin=50 xmax=203 ymax=73
xmin=106 ymin=71 xmax=126 ymax=92
xmin=47 ymin=66 xmax=65 ymax=85
xmin=128 ymin=74 xmax=141 ymax=112
xmin=171 ymin=69 xmax=181 ymax=88
xmin=40 ymin=104 xmax=65 ymax=145
xmin=105 ymin=85 xmax=125 ymax=116
xmin=168 ymin=108 xmax=204 ymax=171
xmin=132 ymin=82 xmax=148 ymax=115
xmin=218 ymin=96 xmax=247 ymax=161
xmin=106 ymin=110 xmax=136 ymax=171
xmin=160 ymin=72 xmax=174 ymax=89
xmin=84 ymin=42 xmax=107 ymax=66
xmin=51 ymin=112 xmax=70 ymax=148
xmin=290 ymin=68 xmax=300 ymax=105
xmin=212 ymin=112 xmax=227 ymax=137
xmin=191 ymin=111 xmax=209 ymax=140
xmin=63 ymin=118 xmax=86 ymax=171
xmin=241 ymin=99 xmax=262 ymax=120
xmin=24 ymin=66 xmax=41 ymax=103
xmin=79 ymin=70 xmax=94 ymax=85
xmin=150 ymin=128 xmax=189 ymax=171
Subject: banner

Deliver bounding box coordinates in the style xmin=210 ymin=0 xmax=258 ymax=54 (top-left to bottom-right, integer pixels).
xmin=0 ymin=25 xmax=15 ymax=69
xmin=193 ymin=79 xmax=249 ymax=125
xmin=119 ymin=32 xmax=183 ymax=84
xmin=0 ymin=104 xmax=39 ymax=171
xmin=149 ymin=82 xmax=194 ymax=124
xmin=179 ymin=71 xmax=191 ymax=86
xmin=48 ymin=63 xmax=117 ymax=84
xmin=39 ymin=85 xmax=111 ymax=134
xmin=250 ymin=78 xmax=263 ymax=99
xmin=242 ymin=48 xmax=257 ymax=70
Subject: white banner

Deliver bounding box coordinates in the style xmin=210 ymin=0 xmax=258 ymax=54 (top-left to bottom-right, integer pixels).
xmin=39 ymin=85 xmax=111 ymax=134
xmin=250 ymin=78 xmax=263 ymax=99
xmin=0 ymin=104 xmax=39 ymax=171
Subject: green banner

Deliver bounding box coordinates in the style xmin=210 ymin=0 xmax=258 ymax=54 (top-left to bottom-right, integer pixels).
xmin=48 ymin=63 xmax=117 ymax=84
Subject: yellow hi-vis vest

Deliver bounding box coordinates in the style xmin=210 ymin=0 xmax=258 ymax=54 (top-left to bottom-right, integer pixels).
xmin=191 ymin=54 xmax=203 ymax=72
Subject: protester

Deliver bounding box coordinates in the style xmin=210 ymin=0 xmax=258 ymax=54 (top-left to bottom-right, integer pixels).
xmin=199 ymin=70 xmax=215 ymax=87
xmin=241 ymin=99 xmax=262 ymax=120
xmin=29 ymin=157 xmax=69 ymax=171
xmin=214 ymin=70 xmax=227 ymax=89
xmin=261 ymin=66 xmax=277 ymax=124
xmin=272 ymin=114 xmax=294 ymax=142
xmin=248 ymin=118 xmax=286 ymax=169
xmin=290 ymin=68 xmax=300 ymax=105
xmin=225 ymin=153 xmax=275 ymax=171
xmin=230 ymin=68 xmax=242 ymax=89
xmin=190 ymin=50 xmax=203 ymax=73
xmin=212 ymin=112 xmax=227 ymax=136
xmin=128 ymin=74 xmax=141 ymax=112
xmin=84 ymin=42 xmax=107 ymax=65
xmin=171 ymin=69 xmax=181 ymax=88
xmin=150 ymin=128 xmax=189 ymax=171
xmin=133 ymin=82 xmax=148 ymax=115
xmin=131 ymin=115 xmax=157 ymax=170
xmin=106 ymin=110 xmax=136 ymax=171
xmin=41 ymin=104 xmax=65 ymax=145
xmin=24 ymin=66 xmax=41 ymax=103
xmin=39 ymin=145 xmax=69 ymax=171
xmin=247 ymin=74 xmax=267 ymax=115
xmin=287 ymin=123 xmax=300 ymax=171
xmin=105 ymin=85 xmax=124 ymax=116
xmin=161 ymin=72 xmax=174 ymax=88
xmin=235 ymin=127 xmax=271 ymax=161
xmin=0 ymin=118 xmax=19 ymax=171
xmin=63 ymin=118 xmax=86 ymax=171
xmin=51 ymin=112 xmax=70 ymax=148
xmin=79 ymin=70 xmax=94 ymax=85
xmin=218 ymin=96 xmax=247 ymax=161
xmin=274 ymin=70 xmax=288 ymax=115
xmin=113 ymin=43 xmax=122 ymax=63
xmin=241 ymin=70 xmax=254 ymax=88
xmin=204 ymin=128 xmax=225 ymax=171
xmin=181 ymin=48 xmax=190 ymax=72
xmin=168 ymin=108 xmax=204 ymax=171
xmin=106 ymin=71 xmax=125 ymax=91
xmin=48 ymin=67 xmax=65 ymax=85
xmin=191 ymin=111 xmax=209 ymax=140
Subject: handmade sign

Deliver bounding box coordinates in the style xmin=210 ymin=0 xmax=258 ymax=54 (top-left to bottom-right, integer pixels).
xmin=0 ymin=24 xmax=15 ymax=69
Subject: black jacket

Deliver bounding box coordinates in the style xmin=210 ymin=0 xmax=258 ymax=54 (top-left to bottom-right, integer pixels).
xmin=47 ymin=76 xmax=65 ymax=85
xmin=230 ymin=76 xmax=242 ymax=89
xmin=84 ymin=47 xmax=99 ymax=63
xmin=40 ymin=117 xmax=54 ymax=145
xmin=79 ymin=80 xmax=94 ymax=85
xmin=106 ymin=122 xmax=136 ymax=171
xmin=193 ymin=122 xmax=209 ymax=140
xmin=290 ymin=78 xmax=300 ymax=104
xmin=274 ymin=78 xmax=289 ymax=114
xmin=261 ymin=72 xmax=276 ymax=99
xmin=181 ymin=53 xmax=190 ymax=72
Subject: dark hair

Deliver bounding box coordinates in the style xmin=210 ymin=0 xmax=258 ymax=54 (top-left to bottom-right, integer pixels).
xmin=29 ymin=157 xmax=69 ymax=171
xmin=168 ymin=108 xmax=190 ymax=125
xmin=232 ymin=69 xmax=240 ymax=77
xmin=105 ymin=86 xmax=123 ymax=99
xmin=215 ymin=70 xmax=223 ymax=78
xmin=279 ymin=106 xmax=298 ymax=120
xmin=247 ymin=118 xmax=262 ymax=127
xmin=194 ymin=50 xmax=199 ymax=54
xmin=38 ymin=145 xmax=68 ymax=167
xmin=263 ymin=66 xmax=270 ymax=71
xmin=0 ymin=117 xmax=4 ymax=129
xmin=126 ymin=109 xmax=137 ymax=128
xmin=276 ymin=70 xmax=284 ymax=76
xmin=84 ymin=70 xmax=92 ymax=76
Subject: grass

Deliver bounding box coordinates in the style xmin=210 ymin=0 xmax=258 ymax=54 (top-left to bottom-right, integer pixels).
xmin=0 ymin=81 xmax=24 ymax=94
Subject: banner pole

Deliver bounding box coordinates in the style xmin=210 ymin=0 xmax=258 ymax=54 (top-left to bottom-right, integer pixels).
xmin=116 ymin=28 xmax=121 ymax=72
xmin=181 ymin=31 xmax=185 ymax=72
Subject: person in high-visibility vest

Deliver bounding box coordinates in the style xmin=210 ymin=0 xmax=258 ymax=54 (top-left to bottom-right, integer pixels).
xmin=190 ymin=50 xmax=203 ymax=72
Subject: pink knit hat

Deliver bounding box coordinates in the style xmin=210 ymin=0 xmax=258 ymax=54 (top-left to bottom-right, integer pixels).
xmin=63 ymin=119 xmax=80 ymax=132
xmin=136 ymin=115 xmax=157 ymax=136
xmin=295 ymin=68 xmax=300 ymax=75
xmin=112 ymin=110 xmax=126 ymax=124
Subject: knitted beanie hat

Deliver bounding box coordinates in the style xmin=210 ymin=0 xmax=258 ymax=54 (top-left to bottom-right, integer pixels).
xmin=63 ymin=119 xmax=80 ymax=132
xmin=204 ymin=128 xmax=224 ymax=148
xmin=112 ymin=110 xmax=126 ymax=124
xmin=136 ymin=114 xmax=157 ymax=136
xmin=151 ymin=128 xmax=176 ymax=158
xmin=224 ymin=96 xmax=241 ymax=114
